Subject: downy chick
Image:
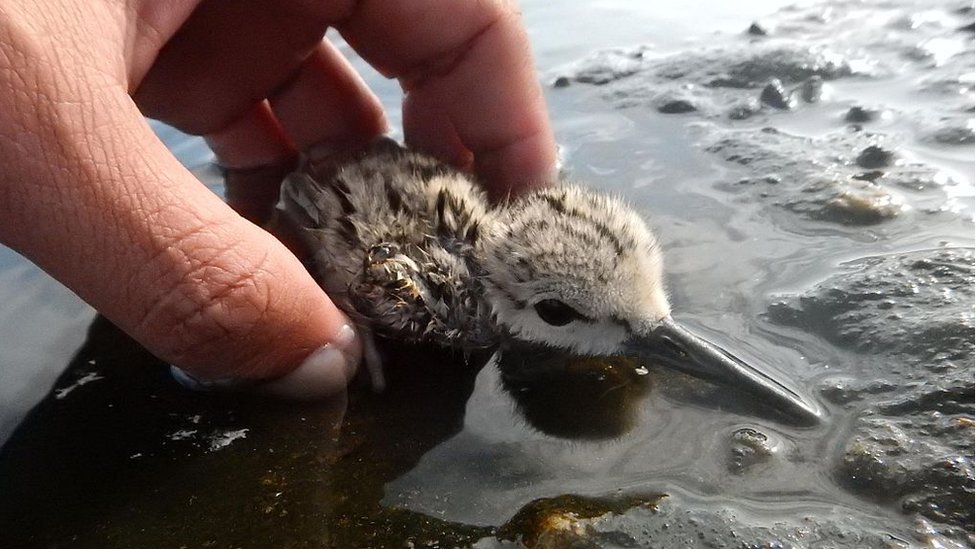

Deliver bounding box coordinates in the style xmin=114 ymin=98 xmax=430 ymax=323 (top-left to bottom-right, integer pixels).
xmin=281 ymin=139 xmax=818 ymax=423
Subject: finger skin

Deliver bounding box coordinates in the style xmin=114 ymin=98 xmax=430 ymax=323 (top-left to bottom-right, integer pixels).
xmin=135 ymin=0 xmax=556 ymax=195
xmin=339 ymin=0 xmax=558 ymax=194
xmin=205 ymin=102 xmax=297 ymax=226
xmin=0 ymin=2 xmax=354 ymax=384
xmin=267 ymin=41 xmax=388 ymax=151
xmin=133 ymin=0 xmax=353 ymax=135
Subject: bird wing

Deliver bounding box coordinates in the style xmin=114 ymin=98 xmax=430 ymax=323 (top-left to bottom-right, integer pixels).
xmin=280 ymin=172 xmax=329 ymax=227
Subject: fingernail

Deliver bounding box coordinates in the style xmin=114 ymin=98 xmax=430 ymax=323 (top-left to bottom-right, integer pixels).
xmin=257 ymin=324 xmax=362 ymax=401
xmin=170 ymin=364 xmax=256 ymax=391
xmin=169 ymin=324 xmax=362 ymax=401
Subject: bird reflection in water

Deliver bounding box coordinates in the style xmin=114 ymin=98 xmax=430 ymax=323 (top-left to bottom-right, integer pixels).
xmin=495 ymin=345 xmax=652 ymax=440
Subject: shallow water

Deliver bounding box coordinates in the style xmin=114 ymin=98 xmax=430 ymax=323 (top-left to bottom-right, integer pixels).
xmin=0 ymin=0 xmax=973 ymax=547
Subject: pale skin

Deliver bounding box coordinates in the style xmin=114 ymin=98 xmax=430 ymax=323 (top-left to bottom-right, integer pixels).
xmin=0 ymin=0 xmax=557 ymax=395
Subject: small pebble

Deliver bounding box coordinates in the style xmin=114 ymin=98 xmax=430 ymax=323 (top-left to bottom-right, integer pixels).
xmin=658 ymin=99 xmax=697 ymax=114
xmin=856 ymin=145 xmax=896 ymax=169
xmin=552 ymin=76 xmax=571 ymax=88
xmin=844 ymin=106 xmax=877 ymax=124
xmin=747 ymin=22 xmax=768 ymax=36
xmin=728 ymin=428 xmax=775 ymax=474
xmin=760 ymin=79 xmax=796 ymax=110
xmin=799 ymin=76 xmax=824 ymax=103
xmin=728 ymin=99 xmax=761 ymax=120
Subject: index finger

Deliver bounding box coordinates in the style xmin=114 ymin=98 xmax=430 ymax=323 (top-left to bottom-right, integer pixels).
xmin=336 ymin=0 xmax=557 ymax=197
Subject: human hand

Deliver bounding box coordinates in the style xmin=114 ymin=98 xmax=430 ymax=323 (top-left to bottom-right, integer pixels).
xmin=0 ymin=0 xmax=556 ymax=397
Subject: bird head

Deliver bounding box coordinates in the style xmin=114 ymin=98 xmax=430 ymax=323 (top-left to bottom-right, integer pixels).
xmin=480 ymin=186 xmax=819 ymax=424
xmin=481 ymin=186 xmax=670 ymax=356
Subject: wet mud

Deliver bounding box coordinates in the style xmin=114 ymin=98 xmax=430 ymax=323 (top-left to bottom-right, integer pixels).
xmin=769 ymin=248 xmax=975 ymax=540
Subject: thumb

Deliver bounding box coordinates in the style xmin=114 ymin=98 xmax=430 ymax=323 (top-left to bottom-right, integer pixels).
xmin=0 ymin=81 xmax=359 ymax=400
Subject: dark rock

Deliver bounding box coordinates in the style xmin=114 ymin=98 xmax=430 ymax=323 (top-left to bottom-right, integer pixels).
xmin=553 ymin=76 xmax=571 ymax=88
xmin=657 ymin=99 xmax=698 ymax=114
xmin=566 ymin=43 xmax=856 ymax=99
xmin=760 ymin=78 xmax=796 ymax=109
xmin=844 ymin=106 xmax=878 ymax=123
xmin=840 ymin=415 xmax=974 ymax=535
xmin=856 ymin=145 xmax=896 ymax=169
xmin=747 ymin=22 xmax=768 ymax=36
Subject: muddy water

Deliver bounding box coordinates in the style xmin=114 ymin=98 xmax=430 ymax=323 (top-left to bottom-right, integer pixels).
xmin=0 ymin=0 xmax=973 ymax=547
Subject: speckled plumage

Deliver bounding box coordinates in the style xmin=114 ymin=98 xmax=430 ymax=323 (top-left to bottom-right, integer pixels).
xmin=281 ymin=139 xmax=669 ymax=356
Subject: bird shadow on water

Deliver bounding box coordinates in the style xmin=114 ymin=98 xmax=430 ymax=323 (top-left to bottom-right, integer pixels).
xmin=0 ymin=314 xmax=809 ymax=547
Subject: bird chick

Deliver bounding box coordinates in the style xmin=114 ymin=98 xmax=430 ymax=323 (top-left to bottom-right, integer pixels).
xmin=281 ymin=139 xmax=818 ymax=422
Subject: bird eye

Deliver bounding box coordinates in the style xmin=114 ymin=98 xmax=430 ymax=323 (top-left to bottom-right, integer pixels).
xmin=533 ymin=299 xmax=586 ymax=326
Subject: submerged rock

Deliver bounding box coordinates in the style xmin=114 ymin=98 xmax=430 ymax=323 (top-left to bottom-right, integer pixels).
xmin=799 ymin=75 xmax=825 ymax=103
xmin=768 ymin=248 xmax=975 ymax=544
xmin=553 ymin=40 xmax=859 ymax=119
xmin=657 ymin=98 xmax=698 ymax=114
xmin=484 ymin=492 xmax=950 ymax=549
xmin=747 ymin=22 xmax=769 ymax=36
xmin=844 ymin=106 xmax=880 ymax=124
xmin=760 ymin=78 xmax=796 ymax=109
xmin=554 ymin=0 xmax=973 ymax=136
xmin=727 ymin=427 xmax=778 ymax=474
xmin=664 ymin=44 xmax=853 ymax=88
xmin=768 ymin=248 xmax=974 ymax=358
xmin=493 ymin=493 xmax=664 ymax=549
xmin=702 ymin=126 xmax=961 ymax=229
xmin=856 ymin=145 xmax=896 ymax=169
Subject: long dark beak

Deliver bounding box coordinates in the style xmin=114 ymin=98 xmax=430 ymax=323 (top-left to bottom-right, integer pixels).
xmin=626 ymin=317 xmax=820 ymax=424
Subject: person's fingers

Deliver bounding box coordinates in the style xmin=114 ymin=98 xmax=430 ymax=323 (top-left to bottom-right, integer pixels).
xmin=268 ymin=41 xmax=388 ymax=152
xmin=337 ymin=0 xmax=558 ymax=196
xmin=205 ymin=101 xmax=296 ymax=169
xmin=136 ymin=3 xmax=388 ymax=228
xmin=401 ymin=96 xmax=474 ymax=171
xmin=132 ymin=0 xmax=349 ymax=135
xmin=203 ymin=39 xmax=390 ymax=232
xmin=204 ymin=102 xmax=298 ymax=225
xmin=0 ymin=28 xmax=359 ymax=395
xmin=133 ymin=0 xmax=556 ymax=196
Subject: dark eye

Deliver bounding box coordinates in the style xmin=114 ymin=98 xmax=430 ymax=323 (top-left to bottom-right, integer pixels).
xmin=533 ymin=299 xmax=586 ymax=326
